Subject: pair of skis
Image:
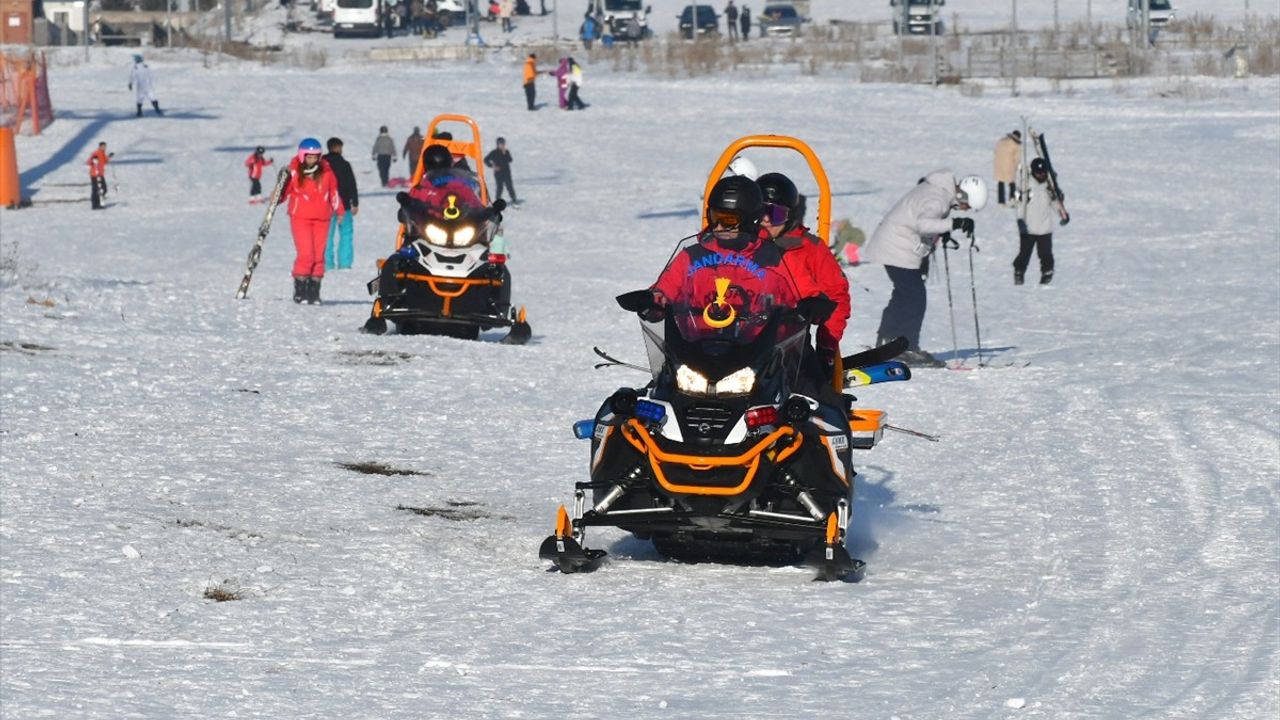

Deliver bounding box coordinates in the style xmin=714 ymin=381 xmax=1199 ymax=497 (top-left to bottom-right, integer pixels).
xmin=234 ymin=167 xmax=291 ymax=300
xmin=1020 ymin=118 xmax=1070 ymax=225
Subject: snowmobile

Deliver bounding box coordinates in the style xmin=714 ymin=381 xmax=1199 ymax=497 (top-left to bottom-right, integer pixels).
xmin=539 ymin=135 xmax=909 ymax=581
xmin=362 ymin=114 xmax=531 ymax=343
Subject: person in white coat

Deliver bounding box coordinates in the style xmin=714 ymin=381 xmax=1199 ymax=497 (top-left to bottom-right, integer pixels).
xmin=128 ymin=55 xmax=163 ymax=117
xmin=566 ymin=58 xmax=586 ymax=110
xmin=861 ymin=170 xmax=987 ymax=367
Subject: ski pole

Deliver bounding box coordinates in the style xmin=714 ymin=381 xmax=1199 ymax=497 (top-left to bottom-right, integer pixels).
xmin=885 ymin=424 xmax=940 ymax=442
xmin=940 ymin=234 xmax=960 ymax=368
xmin=109 ymin=164 xmax=120 ymax=194
xmin=967 ymin=236 xmax=985 ymax=368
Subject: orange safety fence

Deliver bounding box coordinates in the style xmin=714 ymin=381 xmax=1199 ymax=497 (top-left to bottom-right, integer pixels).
xmin=0 ymin=50 xmax=55 ymax=135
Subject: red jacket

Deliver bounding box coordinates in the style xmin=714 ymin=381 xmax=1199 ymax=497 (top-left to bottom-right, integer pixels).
xmin=773 ymin=225 xmax=851 ymax=352
xmin=87 ymin=148 xmax=109 ymax=178
xmin=652 ymin=231 xmax=815 ymax=314
xmin=245 ymin=153 xmax=274 ymax=180
xmin=281 ymin=158 xmax=343 ymax=221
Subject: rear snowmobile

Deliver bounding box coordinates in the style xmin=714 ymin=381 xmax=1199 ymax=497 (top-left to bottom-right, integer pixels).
xmin=362 ymin=114 xmax=531 ymax=343
xmin=540 ymin=136 xmax=908 ymax=581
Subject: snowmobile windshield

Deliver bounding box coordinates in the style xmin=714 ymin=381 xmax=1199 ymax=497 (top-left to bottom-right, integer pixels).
xmin=639 ymin=305 xmax=807 ymax=394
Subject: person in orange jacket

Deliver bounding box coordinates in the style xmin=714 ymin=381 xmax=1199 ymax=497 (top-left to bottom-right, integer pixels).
xmin=522 ymin=52 xmax=540 ymax=110
xmin=244 ymin=146 xmax=274 ymax=204
xmin=87 ymin=141 xmax=112 ymax=210
xmin=757 ymin=172 xmax=851 ymax=381
xmin=280 ymin=138 xmax=344 ymax=304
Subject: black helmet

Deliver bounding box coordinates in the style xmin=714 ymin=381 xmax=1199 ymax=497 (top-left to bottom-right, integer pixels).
xmin=757 ymin=172 xmax=802 ymax=232
xmin=706 ymin=175 xmax=763 ymax=234
xmin=1030 ymin=158 xmax=1048 ymax=175
xmin=254 ymin=145 xmax=265 ymax=154
xmin=757 ymin=172 xmax=799 ymax=210
xmin=422 ymin=144 xmax=454 ymax=173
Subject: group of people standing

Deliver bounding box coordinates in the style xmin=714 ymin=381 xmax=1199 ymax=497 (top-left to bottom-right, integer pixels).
xmin=522 ymin=53 xmax=586 ymax=111
xmin=723 ymin=1 xmax=752 ymax=41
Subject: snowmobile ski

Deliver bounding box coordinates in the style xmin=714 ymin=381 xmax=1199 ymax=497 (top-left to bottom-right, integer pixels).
xmin=538 ymin=505 xmax=606 ymax=573
xmin=234 ymin=167 xmax=290 ymax=300
xmin=843 ymin=360 xmax=911 ymax=389
xmin=803 ymin=509 xmax=864 ymax=582
xmin=500 ymin=306 xmax=532 ymax=345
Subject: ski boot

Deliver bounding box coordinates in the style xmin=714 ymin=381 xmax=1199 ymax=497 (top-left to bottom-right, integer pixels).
xmin=1014 ymin=270 xmax=1025 ymax=286
xmin=899 ymin=348 xmax=945 ymax=369
xmin=1040 ymin=271 xmax=1053 ymax=285
xmin=307 ymin=277 xmax=322 ymax=305
xmin=293 ymin=277 xmax=306 ymax=303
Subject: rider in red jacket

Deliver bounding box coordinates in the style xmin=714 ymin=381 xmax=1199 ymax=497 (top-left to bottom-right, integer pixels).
xmin=757 ymin=173 xmax=851 ymax=365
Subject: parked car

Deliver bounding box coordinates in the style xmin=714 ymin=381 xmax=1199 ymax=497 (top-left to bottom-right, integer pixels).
xmin=890 ymin=0 xmax=944 ymax=36
xmin=759 ymin=4 xmax=806 ymax=37
xmin=1126 ymin=0 xmax=1176 ymax=30
xmin=678 ymin=4 xmax=719 ymax=39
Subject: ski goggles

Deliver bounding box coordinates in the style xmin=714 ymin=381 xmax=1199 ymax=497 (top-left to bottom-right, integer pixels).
xmin=707 ymin=209 xmax=742 ymax=229
xmin=762 ymin=202 xmax=789 ymax=225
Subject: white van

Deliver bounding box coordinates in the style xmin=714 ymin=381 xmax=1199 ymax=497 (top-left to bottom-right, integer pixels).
xmin=1127 ymin=0 xmax=1176 ymax=30
xmin=333 ymin=0 xmax=383 ymax=37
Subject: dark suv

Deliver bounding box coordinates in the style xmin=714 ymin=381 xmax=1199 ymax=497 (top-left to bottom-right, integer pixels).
xmin=678 ymin=4 xmax=719 ymax=38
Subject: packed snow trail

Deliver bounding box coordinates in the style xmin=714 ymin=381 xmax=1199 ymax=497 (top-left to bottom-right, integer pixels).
xmin=0 ymin=54 xmax=1276 ymax=718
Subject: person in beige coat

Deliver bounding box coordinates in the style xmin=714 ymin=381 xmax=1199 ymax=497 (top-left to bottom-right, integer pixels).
xmin=993 ymin=130 xmax=1021 ymax=207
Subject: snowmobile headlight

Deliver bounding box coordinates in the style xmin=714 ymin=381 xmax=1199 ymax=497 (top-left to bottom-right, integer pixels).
xmin=714 ymin=367 xmax=756 ymax=395
xmin=675 ymin=364 xmax=710 ymax=395
xmin=424 ymin=223 xmax=449 ymax=245
xmin=451 ymin=226 xmax=476 ymax=246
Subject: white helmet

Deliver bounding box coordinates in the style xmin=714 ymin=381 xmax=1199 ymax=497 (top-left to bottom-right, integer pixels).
xmin=957 ymin=175 xmax=988 ymax=211
xmin=726 ymin=156 xmax=759 ymax=181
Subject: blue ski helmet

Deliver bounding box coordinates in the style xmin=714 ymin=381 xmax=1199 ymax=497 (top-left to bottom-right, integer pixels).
xmin=296 ymin=137 xmax=323 ymax=161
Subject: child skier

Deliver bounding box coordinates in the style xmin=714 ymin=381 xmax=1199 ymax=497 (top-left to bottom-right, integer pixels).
xmin=281 ymin=138 xmax=344 ymax=304
xmin=1014 ymin=158 xmax=1069 ymax=285
xmin=244 ymin=146 xmax=274 ymax=204
xmin=87 ymin=141 xmax=112 ymax=210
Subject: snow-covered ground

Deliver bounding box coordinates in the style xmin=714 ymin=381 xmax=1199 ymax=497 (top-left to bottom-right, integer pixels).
xmin=2 ymin=48 xmax=1278 ymax=718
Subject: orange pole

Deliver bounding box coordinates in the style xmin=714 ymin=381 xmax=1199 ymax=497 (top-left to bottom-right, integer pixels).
xmin=0 ymin=126 xmax=23 ymax=208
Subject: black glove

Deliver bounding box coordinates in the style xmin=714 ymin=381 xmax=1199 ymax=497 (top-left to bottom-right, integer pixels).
xmin=952 ymin=217 xmax=974 ymax=238
xmin=794 ymin=294 xmax=836 ymax=325
xmin=491 ymin=198 xmax=507 ymax=213
xmin=1060 ymin=214 xmax=1070 ymax=226
xmin=616 ymin=289 xmax=665 ymax=322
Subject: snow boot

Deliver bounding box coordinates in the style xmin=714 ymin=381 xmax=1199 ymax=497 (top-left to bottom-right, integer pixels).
xmin=1040 ymin=271 xmax=1053 ymax=285
xmin=899 ymin=348 xmax=945 ymax=369
xmin=136 ymin=103 xmax=143 ymax=118
xmin=152 ymin=101 xmax=164 ymax=116
xmin=1014 ymin=270 xmax=1025 ymax=286
xmin=306 ymin=277 xmax=322 ymax=305
xmin=293 ymin=277 xmax=306 ymax=303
